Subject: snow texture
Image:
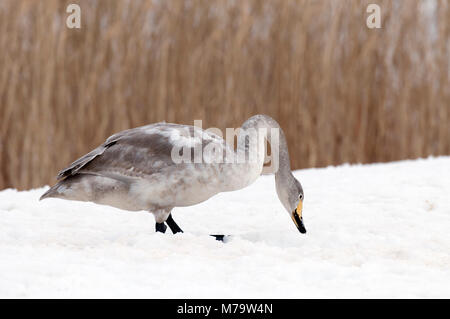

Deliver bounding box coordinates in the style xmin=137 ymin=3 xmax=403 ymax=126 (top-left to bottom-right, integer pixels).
xmin=0 ymin=157 xmax=449 ymax=298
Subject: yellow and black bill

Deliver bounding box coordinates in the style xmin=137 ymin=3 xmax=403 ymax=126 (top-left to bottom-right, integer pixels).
xmin=291 ymin=200 xmax=306 ymax=234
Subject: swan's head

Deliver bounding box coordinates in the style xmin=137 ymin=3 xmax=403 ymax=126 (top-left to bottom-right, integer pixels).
xmin=275 ymin=174 xmax=306 ymax=234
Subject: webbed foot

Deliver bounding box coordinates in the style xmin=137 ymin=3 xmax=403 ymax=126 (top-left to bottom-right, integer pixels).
xmin=155 ymin=222 xmax=167 ymax=233
xmin=166 ymin=214 xmax=183 ymax=234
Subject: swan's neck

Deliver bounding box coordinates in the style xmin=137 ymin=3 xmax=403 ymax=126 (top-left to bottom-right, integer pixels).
xmin=239 ymin=114 xmax=292 ymax=179
xmin=221 ymin=115 xmax=292 ymax=191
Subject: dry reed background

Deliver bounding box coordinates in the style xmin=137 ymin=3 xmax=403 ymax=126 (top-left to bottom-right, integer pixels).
xmin=0 ymin=0 xmax=449 ymax=190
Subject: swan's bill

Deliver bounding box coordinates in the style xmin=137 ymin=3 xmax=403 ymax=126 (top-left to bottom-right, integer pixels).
xmin=291 ymin=200 xmax=306 ymax=234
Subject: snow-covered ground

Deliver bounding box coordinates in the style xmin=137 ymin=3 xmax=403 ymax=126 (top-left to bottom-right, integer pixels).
xmin=0 ymin=157 xmax=449 ymax=298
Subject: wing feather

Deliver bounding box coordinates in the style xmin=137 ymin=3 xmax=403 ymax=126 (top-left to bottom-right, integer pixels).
xmin=56 ymin=123 xmax=164 ymax=180
xmin=56 ymin=122 xmax=218 ymax=180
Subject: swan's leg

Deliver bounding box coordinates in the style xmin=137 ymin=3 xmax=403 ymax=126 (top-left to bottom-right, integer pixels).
xmin=155 ymin=222 xmax=167 ymax=233
xmin=153 ymin=209 xmax=170 ymax=234
xmin=166 ymin=214 xmax=183 ymax=234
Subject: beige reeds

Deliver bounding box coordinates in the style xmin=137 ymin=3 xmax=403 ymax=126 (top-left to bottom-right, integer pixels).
xmin=0 ymin=0 xmax=449 ymax=190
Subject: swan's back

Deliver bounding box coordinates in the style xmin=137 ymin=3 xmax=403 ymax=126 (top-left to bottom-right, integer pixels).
xmin=40 ymin=123 xmax=233 ymax=211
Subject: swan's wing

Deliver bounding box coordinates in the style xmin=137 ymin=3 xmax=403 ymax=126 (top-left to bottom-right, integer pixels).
xmin=56 ymin=122 xmax=169 ymax=180
xmin=56 ymin=123 xmax=227 ymax=180
xmin=56 ymin=141 xmax=116 ymax=180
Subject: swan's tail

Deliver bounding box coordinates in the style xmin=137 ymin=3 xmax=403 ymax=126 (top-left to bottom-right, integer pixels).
xmin=39 ymin=183 xmax=63 ymax=200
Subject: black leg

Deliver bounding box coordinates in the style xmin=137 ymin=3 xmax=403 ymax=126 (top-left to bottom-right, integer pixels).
xmin=166 ymin=214 xmax=183 ymax=234
xmin=155 ymin=222 xmax=167 ymax=233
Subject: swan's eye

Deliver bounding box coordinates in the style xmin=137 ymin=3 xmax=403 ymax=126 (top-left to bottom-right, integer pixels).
xmin=298 ymin=193 xmax=303 ymax=200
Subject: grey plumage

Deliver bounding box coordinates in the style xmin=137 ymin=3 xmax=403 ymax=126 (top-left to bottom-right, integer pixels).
xmin=40 ymin=115 xmax=305 ymax=232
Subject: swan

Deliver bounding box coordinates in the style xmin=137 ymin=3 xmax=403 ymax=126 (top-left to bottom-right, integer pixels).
xmin=40 ymin=114 xmax=306 ymax=236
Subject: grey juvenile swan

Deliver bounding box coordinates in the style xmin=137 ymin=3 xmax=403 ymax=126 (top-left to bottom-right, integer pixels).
xmin=40 ymin=114 xmax=306 ymax=236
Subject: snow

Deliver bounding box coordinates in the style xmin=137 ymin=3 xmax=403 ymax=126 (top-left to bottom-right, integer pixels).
xmin=0 ymin=157 xmax=449 ymax=298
